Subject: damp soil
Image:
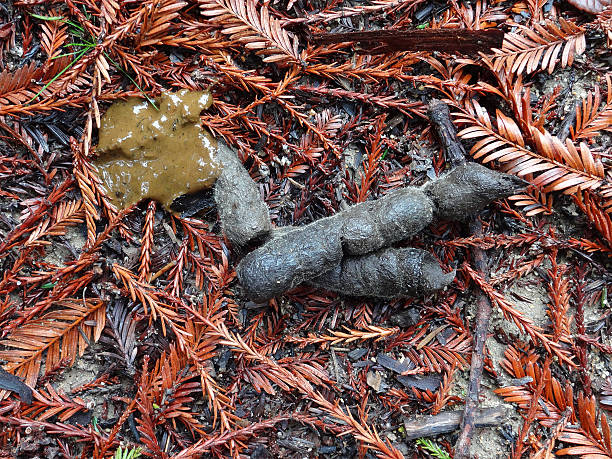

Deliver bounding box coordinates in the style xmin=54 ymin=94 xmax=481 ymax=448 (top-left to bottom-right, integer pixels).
xmin=93 ymin=90 xmax=221 ymax=210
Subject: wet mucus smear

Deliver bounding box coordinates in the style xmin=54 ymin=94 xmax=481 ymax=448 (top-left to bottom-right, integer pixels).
xmin=93 ymin=89 xmax=221 ymax=210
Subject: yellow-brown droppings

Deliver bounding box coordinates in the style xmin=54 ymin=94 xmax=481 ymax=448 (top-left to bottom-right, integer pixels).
xmin=93 ymin=89 xmax=221 ymax=210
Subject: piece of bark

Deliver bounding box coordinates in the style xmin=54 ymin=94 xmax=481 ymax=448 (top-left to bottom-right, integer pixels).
xmin=376 ymin=353 xmax=413 ymax=374
xmin=311 ymin=28 xmax=505 ymax=54
xmin=0 ymin=367 xmax=33 ymax=404
xmin=403 ymin=406 xmax=506 ymax=441
xmin=555 ymin=104 xmax=577 ymax=142
xmin=309 ymin=248 xmax=455 ymax=299
xmin=214 ymin=142 xmax=271 ymax=248
xmin=396 ymin=373 xmax=443 ymax=392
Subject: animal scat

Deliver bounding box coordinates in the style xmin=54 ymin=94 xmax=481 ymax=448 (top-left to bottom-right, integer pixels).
xmin=424 ymin=162 xmax=527 ymax=222
xmin=309 ymin=248 xmax=456 ymax=298
xmin=93 ymin=89 xmax=221 ymax=210
xmin=237 ymin=188 xmax=435 ymax=301
xmin=235 ymin=162 xmax=526 ymax=301
xmin=213 ymin=142 xmax=271 ymax=248
xmin=237 ymin=218 xmax=342 ymax=302
xmin=341 ymin=187 xmax=434 ymax=255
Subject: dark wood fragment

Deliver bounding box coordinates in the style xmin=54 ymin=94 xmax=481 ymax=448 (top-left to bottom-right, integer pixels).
xmin=396 ymin=373 xmax=442 ymax=392
xmin=376 ymin=353 xmax=413 ymax=374
xmin=403 ymin=406 xmax=506 ymax=441
xmin=555 ymin=103 xmax=578 ymax=142
xmin=427 ymin=99 xmax=467 ymax=168
xmin=0 ymin=367 xmax=32 ymax=404
xmin=312 ymin=28 xmax=504 ymax=55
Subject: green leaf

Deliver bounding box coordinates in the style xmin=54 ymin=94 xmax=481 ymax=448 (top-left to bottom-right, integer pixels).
xmin=28 ymin=46 xmax=92 ymax=103
xmin=29 ymin=13 xmax=84 ymax=32
xmin=416 ymin=438 xmax=451 ymax=459
xmin=114 ymin=446 xmax=142 ymax=459
xmin=29 ymin=13 xmax=65 ymax=21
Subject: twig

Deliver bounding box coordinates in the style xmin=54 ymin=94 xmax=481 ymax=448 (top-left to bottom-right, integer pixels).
xmin=311 ymin=28 xmax=504 ymax=54
xmin=403 ymin=406 xmax=505 ymax=441
xmin=454 ymin=220 xmax=493 ymax=458
xmin=427 ymin=99 xmax=467 ymax=168
xmin=426 ymin=99 xmax=493 ymax=458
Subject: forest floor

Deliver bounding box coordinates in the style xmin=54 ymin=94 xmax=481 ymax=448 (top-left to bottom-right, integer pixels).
xmin=0 ymin=0 xmax=611 ymax=458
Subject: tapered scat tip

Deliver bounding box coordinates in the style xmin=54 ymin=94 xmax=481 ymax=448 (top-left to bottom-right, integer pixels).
xmin=457 ymin=162 xmax=528 ymax=198
xmin=426 ymin=162 xmax=529 ymax=221
xmin=500 ymin=173 xmax=530 ymax=195
xmin=420 ymin=254 xmax=456 ymax=292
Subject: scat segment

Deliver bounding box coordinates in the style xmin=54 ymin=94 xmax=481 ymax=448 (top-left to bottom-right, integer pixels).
xmin=94 ymin=90 xmax=221 ymax=210
xmin=237 ymin=219 xmax=342 ymax=302
xmin=310 ymin=248 xmax=456 ymax=298
xmin=214 ymin=142 xmax=272 ymax=248
xmin=341 ymin=187 xmax=433 ymax=255
xmin=424 ymin=162 xmax=528 ymax=222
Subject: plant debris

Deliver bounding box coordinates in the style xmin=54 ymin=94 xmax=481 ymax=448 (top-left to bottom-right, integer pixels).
xmin=0 ymin=367 xmax=32 ymax=404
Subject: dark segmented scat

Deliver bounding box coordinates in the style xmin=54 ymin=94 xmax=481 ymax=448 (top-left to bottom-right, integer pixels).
xmin=425 ymin=162 xmax=527 ymax=222
xmin=236 ymin=188 xmax=434 ymax=302
xmin=237 ymin=218 xmax=343 ymax=302
xmin=0 ymin=367 xmax=32 ymax=404
xmin=235 ymin=161 xmax=526 ymax=301
xmin=310 ymin=248 xmax=456 ymax=298
xmin=214 ymin=142 xmax=271 ymax=247
xmin=341 ymin=187 xmax=434 ymax=255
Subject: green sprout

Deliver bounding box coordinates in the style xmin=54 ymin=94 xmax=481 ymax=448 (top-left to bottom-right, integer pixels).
xmin=416 ymin=438 xmax=451 ymax=459
xmin=28 ymin=13 xmax=157 ymax=109
xmin=114 ymin=446 xmax=143 ymax=459
xmin=91 ymin=415 xmax=99 ymax=432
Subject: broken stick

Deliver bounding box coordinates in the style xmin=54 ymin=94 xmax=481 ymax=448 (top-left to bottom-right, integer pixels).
xmin=403 ymin=406 xmax=506 ymax=441
xmin=454 ymin=220 xmax=493 ymax=459
xmin=427 ymin=99 xmax=499 ymax=459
